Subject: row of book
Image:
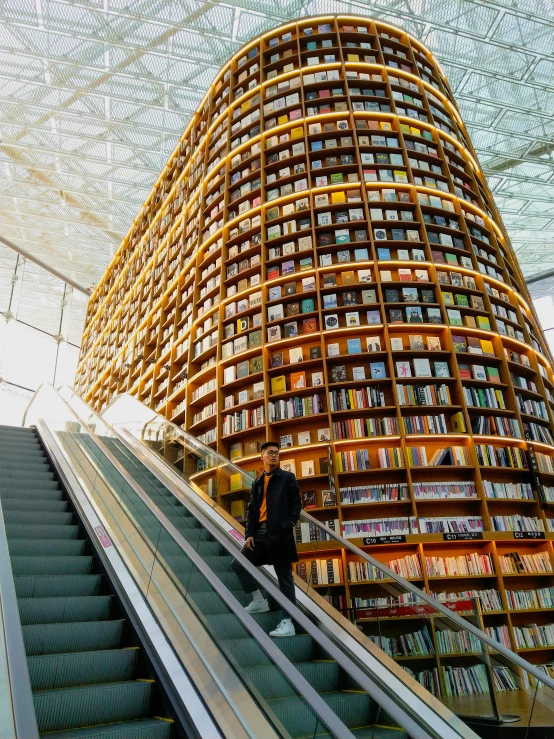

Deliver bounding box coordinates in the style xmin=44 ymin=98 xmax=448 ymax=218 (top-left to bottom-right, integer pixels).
xmin=425 ymin=553 xmax=495 ymax=577
xmin=328 ymin=387 xmax=387 ymax=411
xmin=402 ymin=414 xmax=448 ymax=435
xmin=499 ymin=551 xmax=552 ymax=575
xmin=348 ymin=555 xmax=422 ymax=582
xmin=413 ymin=481 xmax=477 ymax=500
xmin=406 ymin=446 xmax=470 ymax=467
xmin=267 ymin=394 xmax=324 ymax=421
xmin=341 ymin=516 xmax=418 ymax=539
xmin=418 ymin=516 xmax=483 ymax=535
xmin=222 ymin=406 xmax=265 ymax=436
xmin=513 ymin=623 xmax=554 ymax=650
xmin=295 ymin=519 xmax=339 ymax=544
xmin=505 ymin=587 xmax=554 ymax=611
xmin=369 ymin=626 xmax=434 ymax=657
xmin=433 ymin=589 xmax=503 ymax=613
xmin=463 ymin=386 xmax=505 ymax=409
xmin=341 ymin=482 xmax=410 ymax=505
xmin=476 ymin=445 xmax=528 ymax=469
xmin=331 ymin=416 xmax=398 ymax=441
xmin=404 ymin=667 xmax=441 ymax=697
xmin=490 ymin=515 xmax=544 ymax=533
xmin=397 ymin=383 xmax=451 ymax=406
xmin=295 ymin=557 xmax=343 ymax=585
xmin=436 ymin=629 xmax=481 ymax=655
xmin=471 ymin=416 xmax=521 ymax=438
xmin=482 ymin=480 xmax=534 ymax=500
xmin=442 ymin=665 xmax=493 ymax=696
xmin=526 ymin=422 xmax=554 ymax=445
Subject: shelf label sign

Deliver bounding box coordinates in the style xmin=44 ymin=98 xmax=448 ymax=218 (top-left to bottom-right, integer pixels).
xmin=94 ymin=525 xmax=112 ymax=548
xmin=229 ymin=528 xmax=245 ymax=546
xmin=513 ymin=531 xmax=545 ymax=540
xmin=443 ymin=532 xmax=483 ymax=541
xmin=363 ymin=535 xmax=406 ymax=545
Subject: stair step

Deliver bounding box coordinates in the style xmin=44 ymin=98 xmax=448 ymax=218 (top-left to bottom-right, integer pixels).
xmin=4 ymin=510 xmax=74 ymax=526
xmin=0 ymin=481 xmax=61 ymax=494
xmin=40 ymin=717 xmax=172 ymax=739
xmin=29 ymin=647 xmax=138 ymax=690
xmin=33 ymin=680 xmax=152 ymax=734
xmin=222 ymin=634 xmax=314 ymax=667
xmin=8 ymin=539 xmax=86 ymax=557
xmin=19 ymin=595 xmax=113 ymax=625
xmin=1 ymin=498 xmax=68 ymax=513
xmin=15 ymin=574 xmax=105 ymax=598
xmin=23 ymin=619 xmax=124 ymax=656
xmin=6 ymin=523 xmax=81 ymax=539
xmin=0 ymin=469 xmax=55 ymax=480
xmin=206 ymin=610 xmax=284 ymax=640
xmin=244 ymin=661 xmax=340 ymax=700
xmin=11 ymin=555 xmax=96 ymax=577
xmin=268 ymin=692 xmax=373 ymax=737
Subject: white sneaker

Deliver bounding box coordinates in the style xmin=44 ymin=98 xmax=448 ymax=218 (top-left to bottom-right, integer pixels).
xmin=269 ymin=619 xmax=296 ymax=637
xmin=245 ymin=598 xmax=269 ymax=613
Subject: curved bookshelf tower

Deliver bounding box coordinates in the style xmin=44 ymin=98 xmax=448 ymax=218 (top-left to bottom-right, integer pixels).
xmin=78 ymin=16 xmax=554 ymax=695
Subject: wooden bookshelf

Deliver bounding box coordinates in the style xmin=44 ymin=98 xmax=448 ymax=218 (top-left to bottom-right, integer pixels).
xmin=76 ymin=14 xmax=554 ymax=701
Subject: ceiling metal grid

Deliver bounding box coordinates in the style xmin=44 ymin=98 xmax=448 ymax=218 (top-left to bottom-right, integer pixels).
xmin=0 ymin=0 xmax=552 ymax=290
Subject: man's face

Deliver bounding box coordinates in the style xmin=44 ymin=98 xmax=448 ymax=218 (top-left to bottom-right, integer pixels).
xmin=261 ymin=446 xmax=280 ymax=469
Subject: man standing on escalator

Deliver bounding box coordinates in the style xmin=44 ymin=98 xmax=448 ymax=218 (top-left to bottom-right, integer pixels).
xmin=231 ymin=441 xmax=301 ymax=637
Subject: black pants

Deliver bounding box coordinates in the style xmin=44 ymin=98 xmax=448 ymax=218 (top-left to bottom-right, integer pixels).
xmin=231 ymin=524 xmax=296 ymax=607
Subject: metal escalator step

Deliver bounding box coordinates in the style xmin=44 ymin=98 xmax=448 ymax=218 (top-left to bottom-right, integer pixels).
xmin=0 ymin=457 xmax=49 ymax=468
xmin=23 ymin=619 xmax=125 ymax=656
xmin=0 ymin=481 xmax=61 ymax=494
xmin=222 ymin=634 xmax=314 ymax=668
xmin=29 ymin=647 xmax=138 ymax=690
xmin=1 ymin=498 xmax=68 ymax=513
xmin=9 ymin=538 xmax=87 ymax=556
xmin=268 ymin=692 xmax=374 ymax=738
xmin=190 ymin=590 xmax=249 ymax=614
xmin=33 ymin=680 xmax=152 ymax=734
xmin=11 ymin=555 xmax=96 ymax=577
xmin=316 ymin=728 xmax=408 ymax=739
xmin=0 ymin=469 xmax=56 ymax=480
xmin=321 ymin=691 xmax=374 ymax=729
xmin=6 ymin=523 xmax=81 ymax=539
xmin=4 ymin=510 xmax=74 ymax=526
xmin=174 ymin=570 xmax=242 ymax=592
xmin=244 ymin=661 xmax=340 ymax=700
xmin=205 ymin=610 xmax=283 ymax=640
xmin=39 ymin=717 xmax=172 ymax=739
xmin=19 ymin=595 xmax=113 ymax=625
xmin=15 ymin=574 xmax=105 ymax=598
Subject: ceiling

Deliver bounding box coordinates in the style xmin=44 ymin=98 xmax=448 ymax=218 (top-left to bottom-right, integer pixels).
xmin=0 ymin=0 xmax=552 ymax=292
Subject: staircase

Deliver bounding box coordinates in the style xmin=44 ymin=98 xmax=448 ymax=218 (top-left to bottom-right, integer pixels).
xmin=92 ymin=435 xmax=408 ymax=739
xmin=0 ymin=425 xmax=173 ymax=739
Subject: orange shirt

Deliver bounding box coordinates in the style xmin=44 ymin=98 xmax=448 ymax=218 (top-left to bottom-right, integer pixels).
xmin=259 ymin=473 xmax=271 ymax=523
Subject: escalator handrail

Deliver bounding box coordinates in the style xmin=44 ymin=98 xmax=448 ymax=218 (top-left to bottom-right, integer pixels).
xmin=65 ymin=391 xmax=484 ymax=739
xmin=99 ymin=390 xmax=554 ymax=694
xmin=0 ymin=496 xmax=40 ymax=739
xmin=43 ymin=392 xmax=363 ymax=739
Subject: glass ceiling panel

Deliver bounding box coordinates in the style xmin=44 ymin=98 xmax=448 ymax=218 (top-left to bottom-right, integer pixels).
xmin=0 ymin=0 xmax=551 ymax=290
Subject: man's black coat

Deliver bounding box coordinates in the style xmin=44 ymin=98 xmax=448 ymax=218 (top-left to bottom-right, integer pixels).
xmin=245 ymin=467 xmax=302 ymax=564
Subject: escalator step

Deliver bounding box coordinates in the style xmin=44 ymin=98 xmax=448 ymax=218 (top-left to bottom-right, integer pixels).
xmin=190 ymin=589 xmax=249 ymax=614
xmin=23 ymin=619 xmax=124 ymax=656
xmin=33 ymin=680 xmax=152 ymax=733
xmin=6 ymin=523 xmax=81 ymax=539
xmin=11 ymin=556 xmax=95 ymax=577
xmin=268 ymin=691 xmax=373 ymax=737
xmin=222 ymin=634 xmax=314 ymax=667
xmin=205 ymin=610 xmax=283 ymax=640
xmin=317 ymin=728 xmax=408 ymax=739
xmin=29 ymin=648 xmax=138 ymax=690
xmin=1 ymin=498 xmax=68 ymax=513
xmin=39 ymin=717 xmax=172 ymax=738
xmin=8 ymin=538 xmax=87 ymax=556
xmin=0 ymin=481 xmax=62 ymax=494
xmin=19 ymin=595 xmax=113 ymax=625
xmin=15 ymin=574 xmax=104 ymax=598
xmin=0 ymin=469 xmax=55 ymax=480
xmin=244 ymin=660 xmax=340 ymax=700
xmin=4 ymin=510 xmax=74 ymax=526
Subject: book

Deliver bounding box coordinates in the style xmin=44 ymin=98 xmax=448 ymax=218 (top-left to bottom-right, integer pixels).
xmin=301 ymin=460 xmax=315 ymax=477
xmin=347 ymin=338 xmax=362 ymax=354
xmin=289 ymin=347 xmax=304 ymax=363
xmin=427 ymin=336 xmax=441 ymax=351
xmin=396 ymin=360 xmax=411 ymax=378
xmin=280 ymin=434 xmax=294 ymax=448
xmin=271 ymin=375 xmax=286 ymax=394
xmin=291 ymin=371 xmax=306 ymax=389
xmin=370 ymin=362 xmax=387 ymax=379
xmin=298 ymin=431 xmax=312 ymax=445
xmin=433 ymin=361 xmax=450 ymax=377
xmin=390 ymin=338 xmax=404 ymax=351
xmin=366 ymin=336 xmax=382 ymax=352
xmin=301 ymin=489 xmax=317 ymax=509
xmin=413 ymin=358 xmax=432 ymax=377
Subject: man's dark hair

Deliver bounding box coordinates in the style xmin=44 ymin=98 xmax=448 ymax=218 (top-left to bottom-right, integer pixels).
xmin=261 ymin=441 xmax=279 ymax=452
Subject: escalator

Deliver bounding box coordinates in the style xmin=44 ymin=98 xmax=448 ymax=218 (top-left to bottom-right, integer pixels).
xmin=78 ymin=434 xmax=404 ymax=739
xmin=0 ymin=424 xmax=174 ymax=738
xmin=8 ymin=383 xmax=554 ymax=739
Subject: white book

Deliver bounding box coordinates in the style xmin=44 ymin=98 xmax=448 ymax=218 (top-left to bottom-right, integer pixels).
xmin=301 ymin=460 xmax=315 ymax=477
xmin=413 ymin=358 xmax=432 ymax=377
